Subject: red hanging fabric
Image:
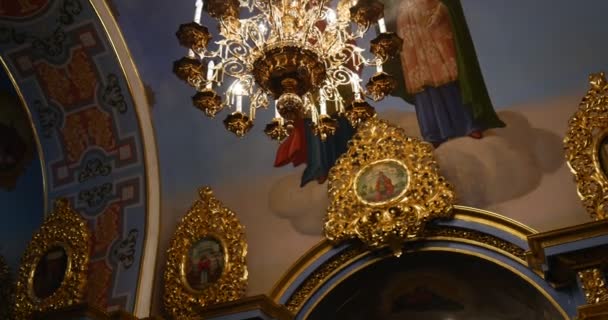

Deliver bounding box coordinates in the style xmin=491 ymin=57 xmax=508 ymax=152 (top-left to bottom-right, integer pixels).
xmin=274 ymin=119 xmax=307 ymax=167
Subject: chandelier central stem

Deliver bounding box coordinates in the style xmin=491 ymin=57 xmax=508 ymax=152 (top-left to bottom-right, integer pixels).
xmin=173 ymin=0 xmax=403 ymax=139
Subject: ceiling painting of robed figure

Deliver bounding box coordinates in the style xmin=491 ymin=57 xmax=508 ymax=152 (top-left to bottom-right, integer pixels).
xmin=273 ymin=0 xmax=359 ymax=188
xmin=112 ymin=0 xmax=608 ymax=308
xmin=384 ymin=0 xmax=505 ymax=147
xmin=278 ymin=0 xmax=507 ymax=186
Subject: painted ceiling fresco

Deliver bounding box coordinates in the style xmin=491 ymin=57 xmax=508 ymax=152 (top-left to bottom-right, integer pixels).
xmin=113 ymin=0 xmax=608 ymax=311
xmin=0 ymin=0 xmax=155 ymax=313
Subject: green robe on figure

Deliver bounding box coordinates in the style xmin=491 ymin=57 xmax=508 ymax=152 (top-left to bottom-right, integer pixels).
xmin=384 ymin=0 xmax=505 ymax=145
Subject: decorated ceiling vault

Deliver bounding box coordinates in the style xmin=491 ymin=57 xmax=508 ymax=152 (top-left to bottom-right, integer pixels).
xmin=3 ymin=0 xmax=608 ymax=319
xmin=0 ymin=0 xmax=160 ymax=316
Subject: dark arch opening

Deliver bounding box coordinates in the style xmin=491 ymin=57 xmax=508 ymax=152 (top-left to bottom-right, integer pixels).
xmin=308 ymin=251 xmax=563 ymax=320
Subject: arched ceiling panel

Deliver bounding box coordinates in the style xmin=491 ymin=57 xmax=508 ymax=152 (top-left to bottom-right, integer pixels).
xmin=0 ymin=0 xmax=159 ymax=316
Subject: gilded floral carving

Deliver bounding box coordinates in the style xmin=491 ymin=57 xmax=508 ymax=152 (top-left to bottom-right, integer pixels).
xmin=565 ymin=72 xmax=608 ymax=220
xmin=324 ymin=117 xmax=455 ymax=255
xmin=13 ymin=199 xmax=90 ymax=319
xmin=163 ymin=187 xmax=248 ymax=320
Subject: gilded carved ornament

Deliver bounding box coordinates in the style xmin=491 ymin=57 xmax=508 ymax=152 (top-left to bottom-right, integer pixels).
xmin=163 ymin=187 xmax=248 ymax=320
xmin=578 ymin=268 xmax=608 ymax=305
xmin=13 ymin=199 xmax=91 ymax=320
xmin=324 ymin=117 xmax=455 ymax=255
xmin=565 ymin=72 xmax=608 ymax=220
xmin=285 ymin=244 xmax=366 ymax=313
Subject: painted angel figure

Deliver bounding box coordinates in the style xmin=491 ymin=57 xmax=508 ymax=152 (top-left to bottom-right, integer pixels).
xmin=386 ymin=0 xmax=505 ymax=147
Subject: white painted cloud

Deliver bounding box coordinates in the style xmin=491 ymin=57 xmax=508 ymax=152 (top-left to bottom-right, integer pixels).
xmin=268 ymin=95 xmax=589 ymax=234
xmin=157 ymin=96 xmax=591 ymax=299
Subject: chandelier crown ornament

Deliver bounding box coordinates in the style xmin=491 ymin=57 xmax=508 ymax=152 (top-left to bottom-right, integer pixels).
xmin=174 ymin=0 xmax=402 ymax=139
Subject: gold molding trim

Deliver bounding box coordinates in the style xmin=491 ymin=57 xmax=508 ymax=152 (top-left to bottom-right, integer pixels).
xmin=88 ymin=0 xmax=163 ymax=315
xmin=299 ymin=256 xmax=383 ymax=320
xmin=578 ymin=268 xmax=608 ymax=305
xmin=282 ymin=225 xmax=530 ymax=315
xmin=299 ymin=247 xmax=569 ymax=320
xmin=31 ymin=302 xmax=165 ymax=320
xmin=527 ymin=219 xmax=608 ymax=270
xmin=163 ymin=187 xmax=247 ymax=320
xmin=578 ymin=300 xmax=608 ymax=320
xmin=453 ymin=205 xmax=536 ymax=240
xmin=269 ymin=240 xmax=336 ymax=302
xmin=14 ymin=199 xmax=91 ymax=319
xmin=271 ymin=206 xmax=535 ymax=304
xmin=197 ymin=294 xmax=293 ymax=320
xmin=564 ymin=71 xmax=608 ymax=220
xmin=324 ymin=117 xmax=455 ymax=255
xmin=284 ymin=242 xmax=367 ymax=313
xmin=422 ymin=225 xmax=527 ymax=261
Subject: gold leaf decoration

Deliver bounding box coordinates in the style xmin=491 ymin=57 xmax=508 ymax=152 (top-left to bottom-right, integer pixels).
xmin=13 ymin=199 xmax=90 ymax=319
xmin=285 ymin=243 xmax=366 ymax=313
xmin=423 ymin=226 xmax=526 ymax=261
xmin=163 ymin=187 xmax=248 ymax=320
xmin=324 ymin=117 xmax=455 ymax=255
xmin=564 ymin=72 xmax=608 ymax=220
xmin=578 ymin=268 xmax=608 ymax=305
xmin=285 ymin=226 xmax=527 ymax=314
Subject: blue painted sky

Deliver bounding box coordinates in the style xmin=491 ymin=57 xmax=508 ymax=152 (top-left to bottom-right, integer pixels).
xmin=460 ymin=0 xmax=608 ymax=107
xmin=0 ymin=68 xmax=44 ymax=272
xmin=0 ymin=153 xmax=44 ymax=272
xmin=114 ymin=0 xmax=608 ymax=194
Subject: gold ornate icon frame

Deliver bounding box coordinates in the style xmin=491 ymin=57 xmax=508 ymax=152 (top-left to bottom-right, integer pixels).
xmin=565 ymin=72 xmax=608 ymax=220
xmin=13 ymin=199 xmax=90 ymax=319
xmin=164 ymin=187 xmax=248 ymax=320
xmin=324 ymin=117 xmax=456 ymax=255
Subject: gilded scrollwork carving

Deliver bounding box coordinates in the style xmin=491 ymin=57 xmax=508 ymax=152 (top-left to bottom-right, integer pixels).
xmin=13 ymin=199 xmax=90 ymax=320
xmin=423 ymin=226 xmax=526 ymax=261
xmin=578 ymin=268 xmax=608 ymax=304
xmin=285 ymin=243 xmax=365 ymax=313
xmin=163 ymin=187 xmax=248 ymax=320
xmin=324 ymin=117 xmax=455 ymax=255
xmin=284 ymin=225 xmax=528 ymax=315
xmin=564 ymin=72 xmax=608 ymax=220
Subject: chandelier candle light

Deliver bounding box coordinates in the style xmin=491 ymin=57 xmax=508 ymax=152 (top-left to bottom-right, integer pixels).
xmin=173 ymin=0 xmax=402 ymax=140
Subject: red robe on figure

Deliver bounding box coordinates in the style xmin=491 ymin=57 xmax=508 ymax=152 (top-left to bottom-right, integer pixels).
xmin=375 ymin=172 xmax=395 ymax=201
xmin=273 ymin=119 xmax=307 ymax=168
xmin=273 ymin=16 xmax=359 ymax=187
xmin=198 ymin=257 xmax=211 ymax=273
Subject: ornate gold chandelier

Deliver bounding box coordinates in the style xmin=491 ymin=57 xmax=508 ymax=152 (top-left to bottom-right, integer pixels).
xmin=173 ymin=0 xmax=402 ymax=140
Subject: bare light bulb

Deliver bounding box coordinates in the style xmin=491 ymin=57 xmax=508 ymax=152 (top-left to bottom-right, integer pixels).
xmin=258 ymin=22 xmax=267 ymax=35
xmin=326 ymin=9 xmax=337 ymax=25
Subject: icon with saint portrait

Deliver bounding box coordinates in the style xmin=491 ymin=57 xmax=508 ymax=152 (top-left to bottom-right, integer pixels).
xmin=31 ymin=246 xmax=68 ymax=300
xmin=355 ymin=160 xmax=409 ymax=204
xmin=184 ymin=238 xmax=225 ymax=291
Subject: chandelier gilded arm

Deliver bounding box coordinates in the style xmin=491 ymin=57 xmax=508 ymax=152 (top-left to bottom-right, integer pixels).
xmin=173 ymin=0 xmax=403 ymax=141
